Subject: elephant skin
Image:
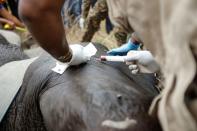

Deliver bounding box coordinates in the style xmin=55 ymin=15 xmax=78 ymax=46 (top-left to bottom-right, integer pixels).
xmin=0 ymin=34 xmax=28 ymax=67
xmin=0 ymin=43 xmax=161 ymax=131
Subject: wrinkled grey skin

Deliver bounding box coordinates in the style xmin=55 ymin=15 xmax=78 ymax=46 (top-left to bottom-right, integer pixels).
xmin=0 ymin=42 xmax=161 ymax=131
xmin=0 ymin=34 xmax=28 ymax=66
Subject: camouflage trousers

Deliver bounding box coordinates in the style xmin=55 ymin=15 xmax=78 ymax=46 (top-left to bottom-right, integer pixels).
xmin=113 ymin=27 xmax=128 ymax=46
xmin=81 ymin=0 xmax=127 ymax=46
xmin=82 ymin=0 xmax=108 ymax=42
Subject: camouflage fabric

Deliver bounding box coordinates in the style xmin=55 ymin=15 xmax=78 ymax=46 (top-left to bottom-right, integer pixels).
xmin=106 ymin=0 xmax=197 ymax=131
xmin=81 ymin=0 xmax=91 ymax=19
xmin=81 ymin=0 xmax=128 ymax=45
xmin=113 ymin=27 xmax=128 ymax=46
xmin=81 ymin=0 xmax=108 ymax=42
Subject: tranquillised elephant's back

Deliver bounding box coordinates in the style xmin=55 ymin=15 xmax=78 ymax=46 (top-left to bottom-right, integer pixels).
xmin=0 ymin=44 xmax=161 ymax=131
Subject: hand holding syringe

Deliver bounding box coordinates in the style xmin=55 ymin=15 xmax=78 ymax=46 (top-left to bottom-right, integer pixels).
xmin=100 ymin=51 xmax=160 ymax=73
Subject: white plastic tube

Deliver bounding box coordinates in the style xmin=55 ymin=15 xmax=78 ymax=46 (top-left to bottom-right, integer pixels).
xmin=100 ymin=56 xmax=132 ymax=62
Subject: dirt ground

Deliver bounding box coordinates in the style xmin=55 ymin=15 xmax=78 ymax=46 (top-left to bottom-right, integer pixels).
xmin=65 ymin=21 xmax=117 ymax=50
xmin=17 ymin=19 xmax=118 ymax=51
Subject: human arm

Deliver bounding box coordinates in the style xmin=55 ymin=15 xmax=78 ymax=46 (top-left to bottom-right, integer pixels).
xmin=107 ymin=32 xmax=141 ymax=56
xmin=19 ymin=0 xmax=88 ymax=65
xmin=0 ymin=7 xmax=24 ymax=27
xmin=107 ymin=38 xmax=140 ymax=56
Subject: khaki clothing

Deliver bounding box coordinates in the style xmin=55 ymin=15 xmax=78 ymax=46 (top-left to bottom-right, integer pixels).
xmin=81 ymin=0 xmax=91 ymax=19
xmin=106 ymin=0 xmax=197 ymax=131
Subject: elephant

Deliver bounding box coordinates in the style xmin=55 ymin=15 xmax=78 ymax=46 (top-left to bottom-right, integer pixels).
xmin=0 ymin=37 xmax=161 ymax=131
xmin=0 ymin=34 xmax=28 ymax=67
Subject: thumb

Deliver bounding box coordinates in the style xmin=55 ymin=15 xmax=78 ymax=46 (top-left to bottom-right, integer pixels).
xmin=124 ymin=51 xmax=140 ymax=62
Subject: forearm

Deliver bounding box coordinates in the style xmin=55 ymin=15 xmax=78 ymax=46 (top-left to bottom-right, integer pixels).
xmin=19 ymin=0 xmax=71 ymax=60
xmin=23 ymin=12 xmax=69 ymax=59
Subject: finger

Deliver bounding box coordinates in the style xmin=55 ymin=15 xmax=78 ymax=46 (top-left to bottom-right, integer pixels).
xmin=131 ymin=69 xmax=139 ymax=74
xmin=126 ymin=61 xmax=132 ymax=65
xmin=138 ymin=65 xmax=153 ymax=73
xmin=128 ymin=64 xmax=138 ymax=70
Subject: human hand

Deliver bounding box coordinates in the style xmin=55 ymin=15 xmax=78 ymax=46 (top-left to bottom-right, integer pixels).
xmin=79 ymin=17 xmax=85 ymax=29
xmin=52 ymin=44 xmax=96 ymax=74
xmin=107 ymin=39 xmax=140 ymax=56
xmin=126 ymin=51 xmax=160 ymax=74
xmin=68 ymin=44 xmax=89 ymax=65
xmin=4 ymin=22 xmax=15 ymax=30
xmin=52 ymin=44 xmax=88 ymax=74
